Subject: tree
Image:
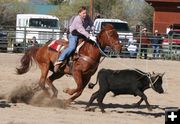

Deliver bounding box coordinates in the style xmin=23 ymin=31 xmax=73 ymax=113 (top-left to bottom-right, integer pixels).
xmin=52 ymin=0 xmax=90 ymax=21
xmin=140 ymin=2 xmax=154 ymax=31
xmin=109 ymin=0 xmax=126 ymax=19
xmin=94 ymin=0 xmax=116 ymax=18
xmin=0 ymin=0 xmax=34 ymax=27
xmin=52 ymin=0 xmax=153 ymax=32
xmin=48 ymin=0 xmax=64 ymax=5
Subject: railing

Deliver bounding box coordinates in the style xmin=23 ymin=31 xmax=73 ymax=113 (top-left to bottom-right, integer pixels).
xmin=0 ymin=26 xmax=64 ymax=53
xmin=0 ymin=27 xmax=180 ymax=61
xmin=106 ymin=32 xmax=180 ymax=60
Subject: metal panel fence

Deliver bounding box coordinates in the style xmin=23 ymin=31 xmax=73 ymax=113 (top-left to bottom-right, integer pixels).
xmin=107 ymin=32 xmax=180 ymax=61
xmin=0 ymin=27 xmax=180 ymax=60
xmin=0 ymin=26 xmax=64 ymax=53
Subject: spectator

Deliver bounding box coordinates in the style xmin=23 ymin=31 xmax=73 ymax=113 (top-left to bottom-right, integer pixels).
xmin=30 ymin=36 xmax=38 ymax=46
xmin=127 ymin=42 xmax=137 ymax=58
xmin=151 ymin=30 xmax=163 ymax=58
xmin=94 ymin=13 xmax=101 ymax=20
xmin=137 ymin=28 xmax=151 ymax=59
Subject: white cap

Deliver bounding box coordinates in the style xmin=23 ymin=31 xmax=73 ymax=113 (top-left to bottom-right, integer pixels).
xmin=142 ymin=28 xmax=147 ymax=31
xmin=155 ymin=30 xmax=158 ymax=33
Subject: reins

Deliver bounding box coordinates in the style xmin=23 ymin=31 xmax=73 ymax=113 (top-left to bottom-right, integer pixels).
xmin=77 ymin=29 xmax=116 ymax=65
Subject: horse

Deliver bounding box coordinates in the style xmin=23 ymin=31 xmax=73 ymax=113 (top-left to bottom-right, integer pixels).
xmin=16 ymin=24 xmax=123 ymax=103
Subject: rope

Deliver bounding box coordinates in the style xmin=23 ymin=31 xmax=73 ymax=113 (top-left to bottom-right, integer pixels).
xmin=95 ymin=41 xmax=109 ymax=57
xmin=135 ymin=70 xmax=159 ymax=91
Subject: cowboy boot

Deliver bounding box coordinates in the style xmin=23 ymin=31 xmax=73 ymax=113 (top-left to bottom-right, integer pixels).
xmin=54 ymin=60 xmax=63 ymax=72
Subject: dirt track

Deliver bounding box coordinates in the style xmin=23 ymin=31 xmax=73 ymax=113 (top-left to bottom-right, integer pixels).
xmin=0 ymin=53 xmax=180 ymax=124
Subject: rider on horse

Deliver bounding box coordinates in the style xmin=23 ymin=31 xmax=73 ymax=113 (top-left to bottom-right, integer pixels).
xmin=54 ymin=6 xmax=96 ymax=72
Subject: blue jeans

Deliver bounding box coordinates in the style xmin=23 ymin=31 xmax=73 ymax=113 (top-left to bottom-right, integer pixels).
xmin=58 ymin=33 xmax=78 ymax=61
xmin=152 ymin=45 xmax=160 ymax=58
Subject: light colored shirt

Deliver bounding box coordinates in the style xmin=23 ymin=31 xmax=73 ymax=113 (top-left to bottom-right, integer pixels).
xmin=69 ymin=15 xmax=93 ymax=38
xmin=127 ymin=44 xmax=137 ymax=52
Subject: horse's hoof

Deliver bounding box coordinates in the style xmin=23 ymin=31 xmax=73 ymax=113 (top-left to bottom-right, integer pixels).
xmin=63 ymin=88 xmax=68 ymax=93
xmin=63 ymin=88 xmax=74 ymax=95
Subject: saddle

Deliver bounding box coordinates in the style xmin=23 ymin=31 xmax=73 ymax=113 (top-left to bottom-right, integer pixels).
xmin=48 ymin=38 xmax=85 ymax=72
xmin=48 ymin=38 xmax=85 ymax=54
xmin=48 ymin=39 xmax=68 ymax=52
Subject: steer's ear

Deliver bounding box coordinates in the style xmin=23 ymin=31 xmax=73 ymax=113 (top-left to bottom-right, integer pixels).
xmin=160 ymin=72 xmax=165 ymax=77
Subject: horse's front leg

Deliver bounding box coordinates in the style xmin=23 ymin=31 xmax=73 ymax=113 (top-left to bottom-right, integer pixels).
xmin=65 ymin=72 xmax=91 ymax=102
xmin=63 ymin=70 xmax=83 ymax=96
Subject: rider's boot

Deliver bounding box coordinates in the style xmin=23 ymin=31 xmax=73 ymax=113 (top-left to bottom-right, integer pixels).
xmin=54 ymin=60 xmax=63 ymax=72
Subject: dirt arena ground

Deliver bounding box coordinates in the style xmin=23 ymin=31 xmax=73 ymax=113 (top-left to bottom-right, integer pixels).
xmin=0 ymin=53 xmax=180 ymax=124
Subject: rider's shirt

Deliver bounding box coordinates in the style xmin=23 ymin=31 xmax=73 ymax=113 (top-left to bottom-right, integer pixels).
xmin=69 ymin=15 xmax=93 ymax=38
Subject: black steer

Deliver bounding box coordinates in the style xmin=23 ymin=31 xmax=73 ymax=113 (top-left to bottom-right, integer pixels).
xmin=86 ymin=68 xmax=164 ymax=113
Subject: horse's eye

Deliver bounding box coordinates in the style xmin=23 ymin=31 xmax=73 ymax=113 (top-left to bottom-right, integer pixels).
xmin=109 ymin=31 xmax=114 ymax=36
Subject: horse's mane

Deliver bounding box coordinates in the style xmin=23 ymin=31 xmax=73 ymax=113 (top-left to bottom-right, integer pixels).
xmin=101 ymin=24 xmax=114 ymax=31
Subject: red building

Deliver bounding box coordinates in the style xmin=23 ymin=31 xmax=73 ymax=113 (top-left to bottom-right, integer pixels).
xmin=145 ymin=0 xmax=180 ymax=33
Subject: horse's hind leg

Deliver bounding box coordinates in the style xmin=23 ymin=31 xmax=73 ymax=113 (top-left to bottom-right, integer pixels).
xmin=47 ymin=72 xmax=64 ymax=98
xmin=38 ymin=63 xmax=50 ymax=96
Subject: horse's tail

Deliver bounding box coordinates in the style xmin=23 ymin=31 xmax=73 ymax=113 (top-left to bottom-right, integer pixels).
xmin=16 ymin=46 xmax=39 ymax=75
xmin=88 ymin=71 xmax=100 ymax=89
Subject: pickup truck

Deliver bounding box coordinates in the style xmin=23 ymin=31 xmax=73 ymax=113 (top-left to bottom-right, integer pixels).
xmin=93 ymin=18 xmax=134 ymax=44
xmin=92 ymin=18 xmax=135 ymax=57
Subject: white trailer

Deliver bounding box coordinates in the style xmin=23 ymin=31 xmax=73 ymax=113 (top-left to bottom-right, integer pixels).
xmin=15 ymin=14 xmax=61 ymax=51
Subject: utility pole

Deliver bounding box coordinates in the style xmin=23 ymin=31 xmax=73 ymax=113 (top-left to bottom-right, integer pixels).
xmin=90 ymin=0 xmax=93 ymax=20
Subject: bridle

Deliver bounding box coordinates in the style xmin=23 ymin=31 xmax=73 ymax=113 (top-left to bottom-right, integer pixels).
xmin=105 ymin=29 xmax=120 ymax=47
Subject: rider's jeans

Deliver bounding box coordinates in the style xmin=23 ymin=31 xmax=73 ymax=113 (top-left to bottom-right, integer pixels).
xmin=58 ymin=33 xmax=78 ymax=61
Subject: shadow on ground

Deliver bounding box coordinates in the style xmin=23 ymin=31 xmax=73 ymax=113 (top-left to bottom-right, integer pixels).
xmin=75 ymin=100 xmax=165 ymax=117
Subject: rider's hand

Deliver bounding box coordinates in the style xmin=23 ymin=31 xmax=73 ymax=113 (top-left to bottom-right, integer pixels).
xmin=88 ymin=36 xmax=96 ymax=42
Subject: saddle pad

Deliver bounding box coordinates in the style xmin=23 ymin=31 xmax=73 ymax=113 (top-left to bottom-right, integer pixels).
xmin=48 ymin=40 xmax=65 ymax=52
xmin=48 ymin=39 xmax=85 ymax=53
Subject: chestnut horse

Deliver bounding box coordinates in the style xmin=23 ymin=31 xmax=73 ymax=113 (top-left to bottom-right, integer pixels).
xmin=16 ymin=24 xmax=122 ymax=102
